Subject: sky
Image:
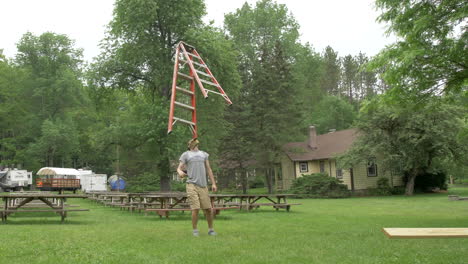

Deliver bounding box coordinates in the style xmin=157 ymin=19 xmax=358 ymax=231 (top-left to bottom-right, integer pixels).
xmin=0 ymin=0 xmax=396 ymax=62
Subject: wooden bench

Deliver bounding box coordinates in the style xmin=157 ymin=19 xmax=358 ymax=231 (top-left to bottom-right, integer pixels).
xmin=245 ymin=203 xmax=301 ymax=211
xmin=212 ymin=206 xmax=241 ymax=216
xmin=145 ymin=208 xmax=191 ymax=218
xmin=0 ymin=209 xmax=90 ymax=222
xmin=145 ymin=206 xmax=242 ymax=218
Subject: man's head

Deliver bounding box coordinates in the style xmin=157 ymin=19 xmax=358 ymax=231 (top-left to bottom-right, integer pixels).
xmin=187 ymin=138 xmax=199 ymax=150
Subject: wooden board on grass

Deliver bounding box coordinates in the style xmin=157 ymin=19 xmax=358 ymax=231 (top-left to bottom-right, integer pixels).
xmin=383 ymin=228 xmax=468 ymax=238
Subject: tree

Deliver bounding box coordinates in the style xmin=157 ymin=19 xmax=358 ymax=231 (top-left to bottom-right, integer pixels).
xmin=0 ymin=32 xmax=84 ymax=172
xmin=93 ymin=0 xmax=240 ymax=190
xmin=341 ymin=55 xmax=358 ymax=104
xmin=355 ymin=52 xmax=377 ymax=100
xmin=16 ymin=32 xmax=84 ymax=120
xmin=372 ymin=0 xmax=467 ymax=98
xmin=309 ymin=96 xmax=357 ymax=134
xmin=320 ymin=46 xmax=341 ymax=96
xmin=224 ymin=0 xmax=304 ymax=193
xmin=28 ymin=118 xmax=80 ymax=167
xmin=339 ymin=96 xmax=466 ymax=195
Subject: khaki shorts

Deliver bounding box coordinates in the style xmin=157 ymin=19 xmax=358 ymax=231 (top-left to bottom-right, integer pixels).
xmin=186 ymin=183 xmax=211 ymax=210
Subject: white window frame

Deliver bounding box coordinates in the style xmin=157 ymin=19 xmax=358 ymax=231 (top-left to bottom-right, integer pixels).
xmin=367 ymin=158 xmax=378 ymax=177
xmin=299 ymin=162 xmax=308 ymax=173
xmin=336 ymin=169 xmax=343 ymax=179
xmin=319 ymin=161 xmax=325 ymax=173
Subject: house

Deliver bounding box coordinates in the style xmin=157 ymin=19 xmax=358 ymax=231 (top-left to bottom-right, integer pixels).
xmin=279 ymin=126 xmax=404 ymax=191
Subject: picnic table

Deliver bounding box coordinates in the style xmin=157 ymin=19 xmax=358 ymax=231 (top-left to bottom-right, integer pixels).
xmin=86 ymin=192 xmax=300 ymax=218
xmin=211 ymin=194 xmax=300 ymax=211
xmin=0 ymin=193 xmax=89 ymax=222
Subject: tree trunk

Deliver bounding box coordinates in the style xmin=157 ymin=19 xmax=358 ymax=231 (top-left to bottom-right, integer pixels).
xmin=405 ymin=170 xmax=418 ymax=195
xmin=241 ymin=169 xmax=247 ymax=194
xmin=159 ymin=157 xmax=171 ymax=191
xmin=265 ymin=168 xmax=273 ymax=194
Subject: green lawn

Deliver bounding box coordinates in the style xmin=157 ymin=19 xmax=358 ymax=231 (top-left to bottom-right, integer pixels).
xmin=1 ymin=187 xmax=468 ymax=264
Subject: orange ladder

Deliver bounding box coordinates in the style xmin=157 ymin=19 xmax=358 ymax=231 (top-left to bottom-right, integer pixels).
xmin=167 ymin=42 xmax=232 ymax=138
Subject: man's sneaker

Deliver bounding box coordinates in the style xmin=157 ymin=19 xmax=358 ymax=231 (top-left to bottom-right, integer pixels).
xmin=193 ymin=230 xmax=199 ymax=237
xmin=208 ymin=230 xmax=217 ymax=236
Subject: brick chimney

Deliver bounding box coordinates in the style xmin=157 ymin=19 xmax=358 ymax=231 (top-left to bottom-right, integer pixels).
xmin=308 ymin=126 xmax=317 ymax=149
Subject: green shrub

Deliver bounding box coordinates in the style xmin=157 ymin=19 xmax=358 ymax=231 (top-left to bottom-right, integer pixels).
xmin=126 ymin=172 xmax=160 ymax=193
xmin=390 ymin=186 xmax=406 ymax=195
xmin=290 ymin=173 xmax=350 ymax=198
xmin=249 ymin=176 xmax=265 ymax=188
xmin=374 ymin=178 xmax=392 ymax=196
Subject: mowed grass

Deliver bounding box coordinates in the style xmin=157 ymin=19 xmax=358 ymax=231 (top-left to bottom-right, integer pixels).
xmin=1 ymin=187 xmax=468 ymax=264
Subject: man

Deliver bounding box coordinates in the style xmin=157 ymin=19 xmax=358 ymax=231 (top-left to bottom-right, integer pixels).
xmin=177 ymin=138 xmax=217 ymax=236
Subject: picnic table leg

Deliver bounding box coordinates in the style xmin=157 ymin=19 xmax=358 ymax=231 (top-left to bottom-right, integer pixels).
xmin=61 ymin=198 xmax=66 ymax=222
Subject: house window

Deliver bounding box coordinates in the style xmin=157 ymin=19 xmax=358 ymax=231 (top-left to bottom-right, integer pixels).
xmin=336 ymin=169 xmax=343 ymax=179
xmin=299 ymin=162 xmax=308 ymax=173
xmin=319 ymin=161 xmax=325 ymax=173
xmin=367 ymin=158 xmax=378 ymax=177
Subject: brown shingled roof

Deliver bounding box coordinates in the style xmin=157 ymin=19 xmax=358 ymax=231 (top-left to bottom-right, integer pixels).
xmin=283 ymin=128 xmax=358 ymax=161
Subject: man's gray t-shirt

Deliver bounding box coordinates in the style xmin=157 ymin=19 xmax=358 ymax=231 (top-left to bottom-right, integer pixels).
xmin=179 ymin=150 xmax=209 ymax=187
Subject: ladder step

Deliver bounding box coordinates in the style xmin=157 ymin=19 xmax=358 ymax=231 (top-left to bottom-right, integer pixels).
xmin=205 ymin=89 xmax=224 ymax=96
xmin=199 ymin=78 xmax=219 ymax=87
xmin=195 ymin=69 xmax=212 ymax=78
xmin=173 ymin=117 xmax=195 ymax=126
xmin=177 ymin=72 xmax=193 ymax=80
xmin=180 ymin=58 xmax=207 ymax=69
xmin=176 ymin=86 xmax=194 ymax=95
xmin=186 ymin=52 xmax=201 ymax=59
xmin=174 ymin=101 xmax=195 ymax=111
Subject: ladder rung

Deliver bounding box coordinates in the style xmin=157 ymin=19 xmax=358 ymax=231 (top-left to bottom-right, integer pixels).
xmin=186 ymin=52 xmax=201 ymax=59
xmin=199 ymin=78 xmax=219 ymax=87
xmin=180 ymin=58 xmax=207 ymax=69
xmin=176 ymin=86 xmax=194 ymax=95
xmin=195 ymin=69 xmax=212 ymax=78
xmin=205 ymin=89 xmax=224 ymax=96
xmin=173 ymin=117 xmax=195 ymax=126
xmin=174 ymin=101 xmax=195 ymax=111
xmin=177 ymin=72 xmax=193 ymax=80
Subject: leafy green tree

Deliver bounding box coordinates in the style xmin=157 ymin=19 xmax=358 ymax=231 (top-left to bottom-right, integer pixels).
xmin=94 ymin=0 xmax=240 ymax=190
xmin=0 ymin=57 xmax=29 ymax=166
xmin=295 ymin=44 xmax=324 ymax=127
xmin=0 ymin=32 xmax=84 ymax=172
xmin=224 ymin=0 xmax=305 ymax=193
xmin=16 ymin=32 xmax=84 ymax=120
xmin=27 ymin=118 xmax=80 ymax=167
xmin=309 ymin=96 xmax=357 ymax=134
xmin=320 ymin=46 xmax=341 ymax=96
xmin=372 ymin=0 xmax=467 ymax=99
xmin=341 ymin=55 xmax=358 ymax=104
xmin=340 ymin=96 xmax=466 ymax=195
xmin=355 ymin=52 xmax=377 ymax=100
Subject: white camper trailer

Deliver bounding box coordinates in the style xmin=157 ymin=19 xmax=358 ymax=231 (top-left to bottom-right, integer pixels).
xmin=78 ymin=170 xmax=107 ymax=192
xmin=0 ymin=168 xmax=33 ymax=191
